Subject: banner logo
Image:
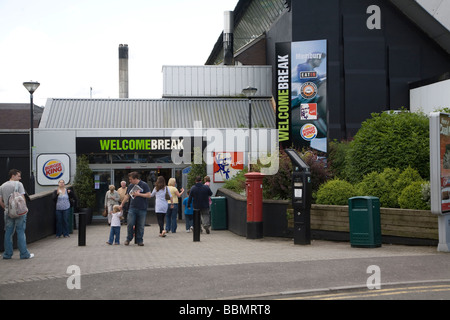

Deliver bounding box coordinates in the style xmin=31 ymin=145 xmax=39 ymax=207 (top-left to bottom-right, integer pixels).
xmin=300 ymin=103 xmax=318 ymax=120
xmin=300 ymin=82 xmax=318 ymax=100
xmin=300 ymin=124 xmax=318 ymax=141
xmin=43 ymin=159 xmax=64 ymax=180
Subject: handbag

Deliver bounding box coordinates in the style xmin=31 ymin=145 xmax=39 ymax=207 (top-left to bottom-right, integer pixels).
xmin=165 ymin=187 xmax=171 ymax=200
xmin=102 ymin=208 xmax=108 ymax=217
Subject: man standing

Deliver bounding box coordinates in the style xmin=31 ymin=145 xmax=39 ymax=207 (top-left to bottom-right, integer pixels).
xmin=188 ymin=176 xmax=213 ymax=234
xmin=0 ymin=169 xmax=34 ymax=259
xmin=119 ymin=172 xmax=151 ymax=246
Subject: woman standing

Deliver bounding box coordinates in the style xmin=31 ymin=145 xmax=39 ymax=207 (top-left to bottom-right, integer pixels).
xmin=52 ymin=179 xmax=75 ymax=238
xmin=165 ymin=178 xmax=184 ymax=233
xmin=151 ymin=176 xmax=173 ymax=237
xmin=104 ymin=185 xmax=120 ymax=225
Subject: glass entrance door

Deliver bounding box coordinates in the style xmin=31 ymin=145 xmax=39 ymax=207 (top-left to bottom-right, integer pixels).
xmin=93 ymin=170 xmax=112 ymax=216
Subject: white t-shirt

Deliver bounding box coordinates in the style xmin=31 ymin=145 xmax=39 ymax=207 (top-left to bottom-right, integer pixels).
xmin=151 ymin=187 xmax=172 ymax=214
xmin=110 ymin=211 xmax=123 ymax=227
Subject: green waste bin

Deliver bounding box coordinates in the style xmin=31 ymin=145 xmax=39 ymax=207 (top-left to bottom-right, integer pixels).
xmin=211 ymin=197 xmax=227 ymax=230
xmin=348 ymin=196 xmax=381 ymax=248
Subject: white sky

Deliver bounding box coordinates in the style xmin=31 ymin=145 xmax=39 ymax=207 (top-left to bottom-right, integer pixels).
xmin=0 ymin=0 xmax=238 ymax=106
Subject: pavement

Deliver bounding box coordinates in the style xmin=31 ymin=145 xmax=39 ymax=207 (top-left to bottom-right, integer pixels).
xmin=0 ymin=214 xmax=449 ymax=301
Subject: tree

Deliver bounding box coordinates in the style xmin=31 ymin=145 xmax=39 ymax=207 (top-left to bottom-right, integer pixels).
xmin=186 ymin=147 xmax=207 ymax=190
xmin=345 ymin=112 xmax=429 ymax=183
xmin=73 ymin=155 xmax=95 ymax=209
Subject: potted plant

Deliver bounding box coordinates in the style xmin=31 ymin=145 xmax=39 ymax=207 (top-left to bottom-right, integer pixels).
xmin=73 ymin=155 xmax=96 ymax=224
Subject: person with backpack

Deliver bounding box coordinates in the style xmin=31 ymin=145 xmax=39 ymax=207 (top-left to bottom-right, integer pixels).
xmin=0 ymin=169 xmax=34 ymax=259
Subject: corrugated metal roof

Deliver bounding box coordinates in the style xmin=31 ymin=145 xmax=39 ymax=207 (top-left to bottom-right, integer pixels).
xmin=162 ymin=66 xmax=272 ymax=98
xmin=40 ymin=98 xmax=276 ymax=129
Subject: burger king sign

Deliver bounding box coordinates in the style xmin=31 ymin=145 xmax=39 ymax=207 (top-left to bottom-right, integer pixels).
xmin=37 ymin=154 xmax=71 ymax=186
xmin=43 ymin=159 xmax=64 ymax=180
xmin=300 ymin=124 xmax=318 ymax=141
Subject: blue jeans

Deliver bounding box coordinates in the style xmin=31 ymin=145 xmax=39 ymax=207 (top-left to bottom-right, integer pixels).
xmin=127 ymin=208 xmax=146 ymax=244
xmin=55 ymin=208 xmax=70 ymax=237
xmin=108 ymin=226 xmax=121 ymax=244
xmin=165 ymin=203 xmax=178 ymax=233
xmin=185 ymin=214 xmax=193 ymax=230
xmin=3 ymin=214 xmax=31 ymax=259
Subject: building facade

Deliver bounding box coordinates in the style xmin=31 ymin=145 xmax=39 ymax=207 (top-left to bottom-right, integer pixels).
xmin=35 ymin=96 xmax=277 ymax=215
xmin=207 ymin=0 xmax=450 ymax=149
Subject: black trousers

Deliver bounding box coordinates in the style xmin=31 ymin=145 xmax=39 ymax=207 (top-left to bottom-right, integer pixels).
xmin=156 ymin=212 xmax=165 ymax=234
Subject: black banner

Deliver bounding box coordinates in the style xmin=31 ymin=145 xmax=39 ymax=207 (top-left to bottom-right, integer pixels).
xmin=276 ymin=42 xmax=292 ymax=148
xmin=76 ymin=137 xmax=185 ymax=154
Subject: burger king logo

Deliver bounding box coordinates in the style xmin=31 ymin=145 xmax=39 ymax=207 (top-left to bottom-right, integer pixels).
xmin=300 ymin=82 xmax=318 ymax=100
xmin=43 ymin=159 xmax=64 ymax=180
xmin=300 ymin=124 xmax=318 ymax=141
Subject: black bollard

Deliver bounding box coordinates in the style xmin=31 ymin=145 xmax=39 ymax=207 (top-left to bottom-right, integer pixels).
xmin=78 ymin=211 xmax=87 ymax=246
xmin=193 ymin=209 xmax=200 ymax=242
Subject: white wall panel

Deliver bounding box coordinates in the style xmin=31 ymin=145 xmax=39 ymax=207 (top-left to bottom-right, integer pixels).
xmin=410 ymin=79 xmax=450 ymax=114
xmin=162 ymin=66 xmax=272 ymax=97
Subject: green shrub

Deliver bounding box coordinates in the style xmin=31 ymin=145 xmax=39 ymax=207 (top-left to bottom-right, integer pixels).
xmin=345 ymin=112 xmax=429 ymax=183
xmin=259 ymin=148 xmax=330 ymax=200
xmin=301 ymin=150 xmax=330 ymax=194
xmin=356 ymin=168 xmax=401 ymax=208
xmin=328 ymin=139 xmax=351 ymax=180
xmin=398 ymin=181 xmax=431 ymax=210
xmin=222 ymin=148 xmax=330 ymax=201
xmin=187 ymin=162 xmax=207 ymax=190
xmin=73 ymin=155 xmax=96 ymax=209
xmin=187 ymin=147 xmax=207 ymax=189
xmin=222 ymin=168 xmax=248 ymax=194
xmin=392 ymin=166 xmax=423 ymax=192
xmin=316 ymin=179 xmax=358 ymax=205
xmin=260 ymin=150 xmax=292 ymax=200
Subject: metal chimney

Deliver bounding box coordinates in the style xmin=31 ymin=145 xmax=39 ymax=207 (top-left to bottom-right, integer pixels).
xmin=119 ymin=44 xmax=129 ymax=98
xmin=223 ymin=11 xmax=234 ymax=65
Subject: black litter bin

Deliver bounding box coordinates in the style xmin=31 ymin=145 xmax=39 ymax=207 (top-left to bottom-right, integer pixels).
xmin=348 ymin=196 xmax=381 ymax=248
xmin=211 ymin=197 xmax=227 ymax=230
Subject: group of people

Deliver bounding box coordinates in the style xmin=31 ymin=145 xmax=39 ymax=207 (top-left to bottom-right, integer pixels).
xmin=109 ymin=172 xmax=213 ymax=246
xmin=40 ymin=171 xmax=213 ymax=246
xmin=0 ymin=168 xmax=213 ymax=259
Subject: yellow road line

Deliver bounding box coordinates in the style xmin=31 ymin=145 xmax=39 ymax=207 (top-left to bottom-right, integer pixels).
xmin=278 ymin=284 xmax=450 ymax=300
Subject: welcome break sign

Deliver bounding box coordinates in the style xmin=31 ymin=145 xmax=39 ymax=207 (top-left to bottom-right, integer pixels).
xmin=276 ymin=40 xmax=328 ymax=153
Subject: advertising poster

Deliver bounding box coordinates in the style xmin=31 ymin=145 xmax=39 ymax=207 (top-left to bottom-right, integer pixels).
xmin=276 ymin=40 xmax=327 ymax=153
xmin=213 ymin=152 xmax=244 ymax=183
xmin=439 ymin=115 xmax=450 ymax=213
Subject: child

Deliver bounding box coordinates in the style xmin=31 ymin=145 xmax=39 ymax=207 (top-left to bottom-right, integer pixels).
xmin=106 ymin=205 xmax=123 ymax=245
xmin=183 ymin=190 xmax=194 ymax=232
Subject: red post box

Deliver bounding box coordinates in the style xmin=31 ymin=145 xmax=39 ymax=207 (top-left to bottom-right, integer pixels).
xmin=245 ymin=172 xmax=264 ymax=239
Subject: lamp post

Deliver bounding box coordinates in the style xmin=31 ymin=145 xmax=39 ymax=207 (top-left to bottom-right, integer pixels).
xmin=242 ymin=86 xmax=258 ymax=172
xmin=23 ymin=81 xmax=40 ymax=195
